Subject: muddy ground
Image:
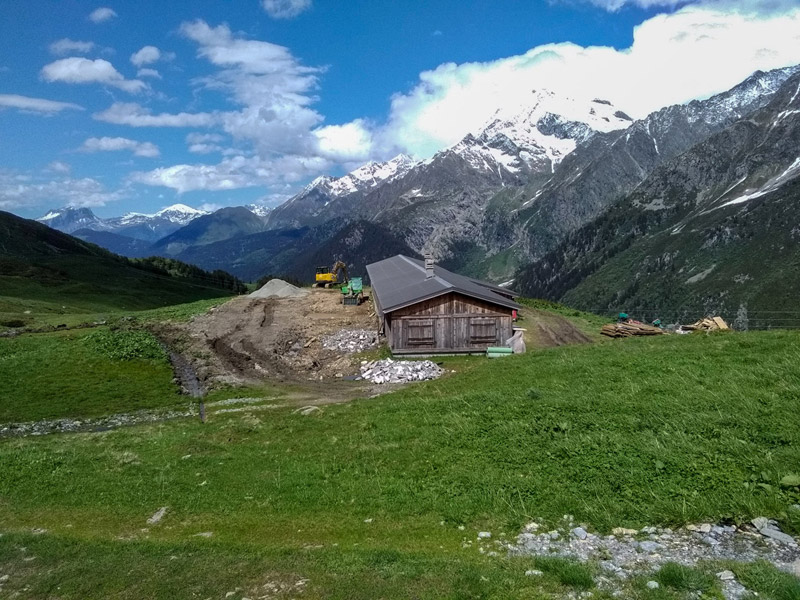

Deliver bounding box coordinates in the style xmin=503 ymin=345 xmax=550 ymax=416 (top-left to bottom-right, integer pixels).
xmin=153 ymin=288 xmax=382 ymax=391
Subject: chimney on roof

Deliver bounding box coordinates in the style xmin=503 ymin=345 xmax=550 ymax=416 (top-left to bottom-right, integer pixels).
xmin=424 ymin=253 xmax=434 ymax=279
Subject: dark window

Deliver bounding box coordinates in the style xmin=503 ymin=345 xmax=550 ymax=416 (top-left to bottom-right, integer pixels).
xmin=469 ymin=317 xmax=497 ymax=345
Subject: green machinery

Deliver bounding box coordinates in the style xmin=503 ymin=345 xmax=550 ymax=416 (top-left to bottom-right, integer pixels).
xmin=341 ymin=276 xmax=364 ymax=306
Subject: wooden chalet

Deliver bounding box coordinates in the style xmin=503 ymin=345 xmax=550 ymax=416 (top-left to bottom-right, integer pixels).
xmin=366 ymin=255 xmax=521 ymax=355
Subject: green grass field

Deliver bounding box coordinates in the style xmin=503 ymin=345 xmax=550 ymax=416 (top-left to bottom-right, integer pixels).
xmin=2 ymin=327 xmax=800 ymax=598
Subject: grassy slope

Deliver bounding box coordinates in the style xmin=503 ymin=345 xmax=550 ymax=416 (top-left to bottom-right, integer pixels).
xmin=0 ymin=328 xmax=181 ymax=423
xmin=0 ymin=211 xmax=237 ymax=329
xmin=2 ymin=331 xmax=800 ymax=598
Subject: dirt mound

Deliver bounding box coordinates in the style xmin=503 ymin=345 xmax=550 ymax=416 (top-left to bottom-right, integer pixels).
xmin=249 ymin=278 xmax=308 ymax=299
xmin=154 ymin=289 xmax=379 ymax=391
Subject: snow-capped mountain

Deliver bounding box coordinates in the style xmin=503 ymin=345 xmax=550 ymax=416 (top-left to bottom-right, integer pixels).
xmin=306 ymin=154 xmax=416 ymax=198
xmin=459 ymin=90 xmax=633 ymax=175
xmin=36 ymin=207 xmax=111 ymax=234
xmin=246 ymin=203 xmax=273 ymax=218
xmin=266 ymin=155 xmax=416 ymax=228
xmin=104 ymin=204 xmax=210 ymax=242
xmin=37 ymin=203 xmax=209 ymax=242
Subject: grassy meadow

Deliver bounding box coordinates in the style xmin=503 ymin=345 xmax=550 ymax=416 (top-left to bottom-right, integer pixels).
xmin=2 ymin=322 xmax=800 ymax=598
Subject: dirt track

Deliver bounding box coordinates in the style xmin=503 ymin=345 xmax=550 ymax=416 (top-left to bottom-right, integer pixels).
xmin=154 ymin=288 xmax=380 ymax=390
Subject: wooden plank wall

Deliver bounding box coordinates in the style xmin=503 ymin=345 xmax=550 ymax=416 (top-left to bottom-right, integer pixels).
xmin=387 ymin=292 xmax=513 ymax=352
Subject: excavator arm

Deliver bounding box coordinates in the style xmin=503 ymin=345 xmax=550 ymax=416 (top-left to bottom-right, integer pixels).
xmin=331 ymin=260 xmax=349 ymax=284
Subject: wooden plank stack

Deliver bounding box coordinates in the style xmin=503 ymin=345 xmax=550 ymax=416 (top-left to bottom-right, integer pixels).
xmin=601 ymin=322 xmax=667 ymax=338
xmin=681 ymin=316 xmax=730 ymax=332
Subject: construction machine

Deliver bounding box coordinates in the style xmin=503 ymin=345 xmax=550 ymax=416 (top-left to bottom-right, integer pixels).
xmin=340 ymin=276 xmax=364 ymax=305
xmin=314 ymin=260 xmax=348 ymax=288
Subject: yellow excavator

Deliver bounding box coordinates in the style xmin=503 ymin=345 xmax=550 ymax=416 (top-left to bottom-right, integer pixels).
xmin=314 ymin=260 xmax=348 ymax=288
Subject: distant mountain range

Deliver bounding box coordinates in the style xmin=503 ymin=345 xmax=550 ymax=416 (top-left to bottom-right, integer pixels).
xmin=32 ymin=65 xmax=800 ymax=319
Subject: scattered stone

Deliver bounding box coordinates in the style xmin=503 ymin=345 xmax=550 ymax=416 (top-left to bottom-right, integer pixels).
xmin=524 ymin=522 xmax=540 ymax=532
xmin=360 ymin=358 xmax=443 ymax=384
xmin=364 ymin=518 xmax=373 ymax=523
xmin=717 ymin=570 xmax=736 ymax=581
xmin=322 ymin=329 xmax=379 ymax=353
xmin=193 ymin=532 xmax=213 ymax=538
xmin=572 ymin=527 xmax=588 ymax=540
xmin=698 ymin=523 xmax=712 ymax=533
xmin=752 ymin=517 xmax=770 ymax=531
xmin=294 ymin=406 xmax=321 ymax=416
xmin=147 ymin=506 xmax=168 ymax=525
xmin=612 ymin=527 xmax=638 ymax=536
xmin=525 ymin=569 xmax=543 ymax=576
xmin=31 ymin=528 xmax=47 ymax=535
xmin=638 ymin=541 xmax=663 ymax=553
xmin=478 ymin=531 xmax=492 ymax=539
xmin=0 ymin=574 xmax=8 ymax=583
xmin=759 ymin=527 xmax=796 ymax=545
xmin=646 ymin=581 xmax=660 ymax=589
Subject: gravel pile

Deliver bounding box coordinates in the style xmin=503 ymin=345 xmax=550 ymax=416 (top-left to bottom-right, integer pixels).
xmin=322 ymin=329 xmax=379 ymax=353
xmin=359 ymin=358 xmax=443 ymax=384
xmin=249 ymin=279 xmax=308 ymax=299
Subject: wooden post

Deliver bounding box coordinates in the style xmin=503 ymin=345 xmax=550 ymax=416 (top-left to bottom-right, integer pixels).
xmin=199 ymin=401 xmax=206 ymax=423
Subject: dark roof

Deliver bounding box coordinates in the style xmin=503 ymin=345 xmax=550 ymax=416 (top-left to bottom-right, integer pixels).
xmin=366 ymin=254 xmax=521 ymax=314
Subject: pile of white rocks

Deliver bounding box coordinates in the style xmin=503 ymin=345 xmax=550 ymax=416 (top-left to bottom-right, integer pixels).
xmin=359 ymin=358 xmax=443 ymax=384
xmin=322 ymin=329 xmax=379 ymax=353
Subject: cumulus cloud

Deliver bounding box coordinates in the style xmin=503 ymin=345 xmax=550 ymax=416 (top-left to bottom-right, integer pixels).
xmin=89 ymin=7 xmax=117 ymax=23
xmin=79 ymin=136 xmax=160 ymax=157
xmin=314 ymin=119 xmax=374 ymax=162
xmin=0 ymin=170 xmax=124 ymax=209
xmin=261 ymin=0 xmax=312 ymax=19
xmin=130 ymin=154 xmax=330 ymax=193
xmin=49 ymin=38 xmax=95 ymax=56
xmin=179 ymin=20 xmax=324 ymax=156
xmin=93 ymin=102 xmax=218 ymax=127
xmin=41 ymin=57 xmax=146 ymax=93
xmin=0 ymin=94 xmax=84 ymax=114
xmin=376 ymin=4 xmax=800 ymax=157
xmin=130 ymin=45 xmax=161 ymax=67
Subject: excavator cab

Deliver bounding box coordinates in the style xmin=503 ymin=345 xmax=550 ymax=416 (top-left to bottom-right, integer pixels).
xmin=314 ymin=261 xmax=348 ymax=288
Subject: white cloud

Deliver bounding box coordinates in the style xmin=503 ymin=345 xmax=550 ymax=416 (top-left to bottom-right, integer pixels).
xmin=41 ymin=57 xmax=146 ymax=93
xmin=130 ymin=154 xmax=330 ymax=193
xmin=130 ymin=45 xmax=161 ymax=67
xmin=376 ymin=4 xmax=800 ymax=157
xmin=79 ymin=136 xmax=160 ymax=158
xmin=49 ymin=38 xmax=95 ymax=56
xmin=93 ymin=102 xmax=218 ymax=127
xmin=186 ymin=132 xmax=226 ymax=154
xmin=136 ymin=68 xmax=161 ymax=79
xmin=314 ymin=120 xmax=373 ymax=162
xmin=89 ymin=7 xmax=117 ymax=23
xmin=179 ymin=20 xmax=324 ymax=156
xmin=261 ymin=0 xmax=311 ymax=19
xmin=0 ymin=170 xmax=124 ymax=209
xmin=0 ymin=94 xmax=84 ymax=114
xmin=47 ymin=161 xmax=71 ymax=174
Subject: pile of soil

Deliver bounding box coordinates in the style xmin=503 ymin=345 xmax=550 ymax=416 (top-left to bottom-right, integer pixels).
xmin=249 ymin=278 xmax=309 ymax=299
xmin=154 ymin=289 xmax=379 ymax=390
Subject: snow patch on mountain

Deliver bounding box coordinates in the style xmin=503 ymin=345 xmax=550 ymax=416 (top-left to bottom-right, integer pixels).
xmin=116 ymin=203 xmax=208 ymax=226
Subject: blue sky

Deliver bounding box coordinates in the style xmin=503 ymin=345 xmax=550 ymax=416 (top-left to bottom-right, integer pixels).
xmin=1 ymin=0 xmax=799 ymax=218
